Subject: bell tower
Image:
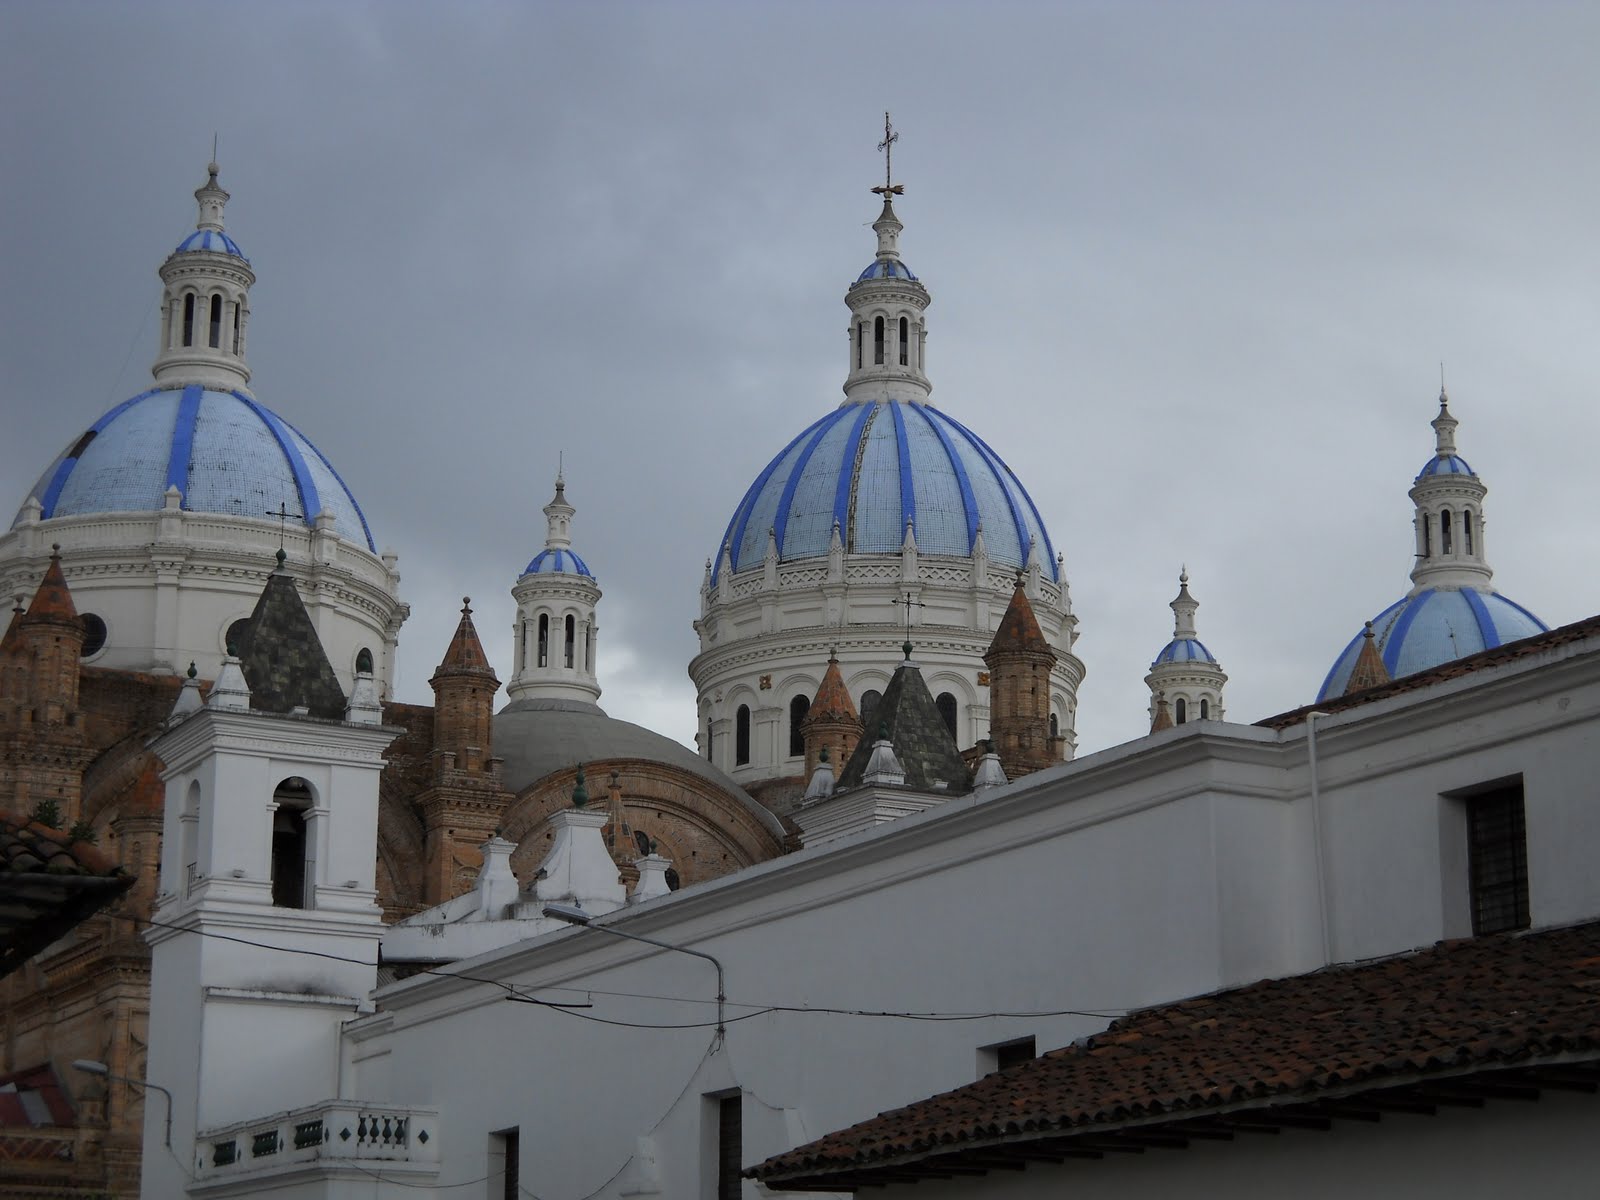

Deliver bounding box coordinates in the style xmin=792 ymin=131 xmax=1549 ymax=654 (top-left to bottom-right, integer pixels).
xmin=507 ymin=473 xmax=603 ymax=705
xmin=152 ymin=162 xmax=256 ymax=393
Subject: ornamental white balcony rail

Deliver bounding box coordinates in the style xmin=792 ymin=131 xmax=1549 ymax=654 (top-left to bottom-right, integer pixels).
xmin=194 ymin=1100 xmax=439 ymax=1189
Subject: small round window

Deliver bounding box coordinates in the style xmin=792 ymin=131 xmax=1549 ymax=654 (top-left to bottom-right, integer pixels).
xmin=80 ymin=613 xmax=107 ymax=657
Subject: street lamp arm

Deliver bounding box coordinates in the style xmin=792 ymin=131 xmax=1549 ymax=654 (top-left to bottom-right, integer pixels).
xmin=543 ymin=907 xmax=726 ymax=1047
xmin=72 ymin=1059 xmax=173 ymax=1148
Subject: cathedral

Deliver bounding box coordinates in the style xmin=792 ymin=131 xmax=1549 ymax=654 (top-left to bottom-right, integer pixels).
xmin=0 ymin=151 xmax=1551 ymax=1198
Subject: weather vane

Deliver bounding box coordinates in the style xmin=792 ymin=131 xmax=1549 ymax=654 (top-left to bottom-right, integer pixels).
xmin=901 ymin=589 xmax=925 ymax=656
xmin=873 ymin=112 xmax=904 ymax=199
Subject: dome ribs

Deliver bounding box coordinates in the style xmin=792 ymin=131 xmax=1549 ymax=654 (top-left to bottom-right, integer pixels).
xmin=841 ymin=403 xmax=880 ymax=554
xmin=163 ymin=385 xmax=204 ymax=501
xmin=906 ymin=402 xmax=980 ymax=553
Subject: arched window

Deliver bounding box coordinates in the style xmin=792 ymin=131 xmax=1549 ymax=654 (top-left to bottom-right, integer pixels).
xmin=873 ymin=316 xmax=885 ymax=365
xmin=271 ymin=777 xmax=312 ymax=909
xmin=1175 ymin=698 xmax=1188 ymax=725
xmin=860 ymin=690 xmax=882 ymax=729
xmin=1049 ymin=712 xmax=1059 ymax=739
xmin=537 ymin=614 xmax=549 ymax=667
xmin=232 ymin=304 xmax=243 ymax=354
xmin=1200 ymin=698 xmax=1210 ymax=719
xmin=705 ymin=719 xmax=714 ymax=761
xmin=1422 ymin=516 xmax=1432 ymax=558
xmin=936 ymin=692 xmax=958 ymax=740
xmin=735 ymin=705 xmax=751 ymax=766
xmin=208 ymin=295 xmax=223 ymax=348
xmin=789 ymin=695 xmax=810 ymax=757
xmin=1464 ymin=510 xmax=1475 ymax=555
xmin=586 ymin=626 xmax=593 ymax=671
xmin=899 ymin=316 xmax=909 ymax=366
xmin=1441 ymin=509 xmax=1453 ymax=554
xmin=856 ymin=323 xmax=863 ymax=369
xmin=564 ymin=615 xmax=576 ymax=668
xmin=182 ymin=294 xmax=195 ymax=346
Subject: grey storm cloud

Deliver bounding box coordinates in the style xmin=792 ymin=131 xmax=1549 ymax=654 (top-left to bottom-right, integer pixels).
xmin=4 ymin=1 xmax=1599 ymax=754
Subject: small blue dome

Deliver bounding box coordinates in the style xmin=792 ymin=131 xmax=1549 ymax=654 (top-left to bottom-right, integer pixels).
xmin=1416 ymin=453 xmax=1474 ymax=480
xmin=1153 ymin=638 xmax=1217 ymax=667
xmin=14 ymin=386 xmax=373 ymax=550
xmin=523 ymin=548 xmax=593 ymax=578
xmin=713 ymin=400 xmax=1057 ymax=584
xmin=856 ymin=260 xmax=918 ymax=282
xmin=1317 ymin=587 xmax=1547 ymax=700
xmin=175 ymin=229 xmax=247 ymax=260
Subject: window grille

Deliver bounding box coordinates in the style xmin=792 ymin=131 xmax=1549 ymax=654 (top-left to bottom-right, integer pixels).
xmin=1467 ymin=784 xmax=1530 ymax=935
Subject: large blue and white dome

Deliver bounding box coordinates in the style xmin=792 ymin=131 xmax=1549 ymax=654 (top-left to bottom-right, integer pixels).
xmin=712 ymin=399 xmax=1058 ymax=583
xmin=14 ymin=385 xmax=375 ymax=550
xmin=1318 ymin=587 xmax=1547 ymax=701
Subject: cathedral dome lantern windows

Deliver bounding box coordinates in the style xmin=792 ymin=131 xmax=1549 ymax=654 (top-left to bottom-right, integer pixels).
xmin=508 ymin=473 xmax=602 ymax=706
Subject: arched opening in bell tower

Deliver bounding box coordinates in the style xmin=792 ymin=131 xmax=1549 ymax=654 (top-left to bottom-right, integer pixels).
xmin=271 ymin=776 xmax=313 ymax=909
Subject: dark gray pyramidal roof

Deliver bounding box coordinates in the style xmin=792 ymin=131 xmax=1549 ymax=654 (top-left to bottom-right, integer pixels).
xmin=837 ymin=650 xmax=971 ymax=794
xmin=233 ymin=554 xmax=348 ymax=720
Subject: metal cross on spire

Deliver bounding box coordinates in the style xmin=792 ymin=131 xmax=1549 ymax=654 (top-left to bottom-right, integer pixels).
xmin=901 ymin=590 xmax=925 ymax=658
xmin=873 ymin=112 xmax=905 ymax=199
xmin=271 ymin=498 xmax=303 ymax=553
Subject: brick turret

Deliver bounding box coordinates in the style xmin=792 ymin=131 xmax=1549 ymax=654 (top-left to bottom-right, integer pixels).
xmin=0 ymin=546 xmax=93 ymax=821
xmin=418 ymin=599 xmax=512 ymax=905
xmin=983 ymin=577 xmax=1062 ymax=779
xmin=800 ymin=652 xmax=863 ymax=787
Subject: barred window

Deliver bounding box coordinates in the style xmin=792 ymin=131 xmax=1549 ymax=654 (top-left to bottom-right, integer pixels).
xmin=1467 ymin=784 xmax=1530 ymax=935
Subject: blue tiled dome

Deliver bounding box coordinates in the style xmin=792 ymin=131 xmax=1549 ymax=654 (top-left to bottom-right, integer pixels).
xmin=14 ymin=385 xmax=374 ymax=550
xmin=1416 ymin=453 xmax=1474 ymax=480
xmin=713 ymin=400 xmax=1057 ymax=584
xmin=1317 ymin=587 xmax=1547 ymax=700
xmin=523 ymin=548 xmax=592 ymax=577
xmin=1152 ymin=637 xmax=1217 ymax=667
xmin=175 ymin=229 xmax=247 ymax=260
xmin=856 ymin=260 xmax=918 ymax=282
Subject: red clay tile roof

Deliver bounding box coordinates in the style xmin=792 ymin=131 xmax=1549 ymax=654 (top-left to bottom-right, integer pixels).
xmin=1343 ymin=621 xmax=1391 ymax=694
xmin=434 ymin=598 xmax=496 ymax=677
xmin=21 ymin=549 xmax=78 ymax=628
xmin=986 ymin=581 xmax=1050 ymax=658
xmin=1259 ymin=612 xmax=1600 ymax=730
xmin=1 ymin=810 xmax=134 ymax=980
xmin=751 ymin=919 xmax=1600 ymax=1189
xmin=807 ymin=655 xmax=859 ymax=722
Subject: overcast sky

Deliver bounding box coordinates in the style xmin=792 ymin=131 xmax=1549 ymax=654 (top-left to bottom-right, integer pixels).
xmin=4 ymin=1 xmax=1599 ymax=757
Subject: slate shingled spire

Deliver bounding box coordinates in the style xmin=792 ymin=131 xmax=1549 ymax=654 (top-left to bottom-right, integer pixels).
xmin=232 ymin=555 xmax=348 ymax=719
xmin=836 ymin=654 xmax=970 ymax=794
xmin=1343 ymin=622 xmax=1391 ymax=695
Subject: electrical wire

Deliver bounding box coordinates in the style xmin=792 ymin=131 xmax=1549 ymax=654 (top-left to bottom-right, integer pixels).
xmin=135 ymin=913 xmax=1131 ymax=1025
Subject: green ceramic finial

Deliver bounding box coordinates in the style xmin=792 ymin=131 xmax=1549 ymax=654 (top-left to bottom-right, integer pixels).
xmin=818 ymin=746 xmax=830 ymax=763
xmin=902 ymin=639 xmax=913 ymax=660
xmin=879 ymin=721 xmax=890 ymax=742
xmin=571 ymin=763 xmax=589 ymax=808
xmin=187 ymin=661 xmax=198 ymax=679
xmin=275 ymin=547 xmax=287 ymax=567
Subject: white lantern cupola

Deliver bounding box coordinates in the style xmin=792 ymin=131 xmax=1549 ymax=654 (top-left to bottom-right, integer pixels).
xmin=1408 ymin=386 xmax=1493 ymax=593
xmin=842 ymin=121 xmax=932 ymax=406
xmin=1145 ymin=569 xmax=1227 ymax=729
xmin=508 ymin=472 xmax=603 ymax=705
xmin=152 ymin=162 xmax=256 ymax=393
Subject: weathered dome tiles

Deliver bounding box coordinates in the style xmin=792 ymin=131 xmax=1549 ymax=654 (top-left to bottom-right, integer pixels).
xmin=713 ymin=400 xmax=1057 ymax=583
xmin=1319 ymin=588 xmax=1547 ymax=700
xmin=18 ymin=386 xmax=375 ymax=550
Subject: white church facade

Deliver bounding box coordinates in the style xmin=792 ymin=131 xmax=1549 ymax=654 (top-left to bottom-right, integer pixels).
xmin=3 ymin=141 xmax=1592 ymax=1200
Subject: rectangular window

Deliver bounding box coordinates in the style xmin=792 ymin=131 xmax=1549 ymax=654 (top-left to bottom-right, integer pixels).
xmin=716 ymin=1094 xmax=741 ymax=1200
xmin=1467 ymin=783 xmax=1530 ymax=935
xmin=490 ymin=1127 xmax=519 ymax=1200
xmin=978 ymin=1035 xmax=1037 ymax=1077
